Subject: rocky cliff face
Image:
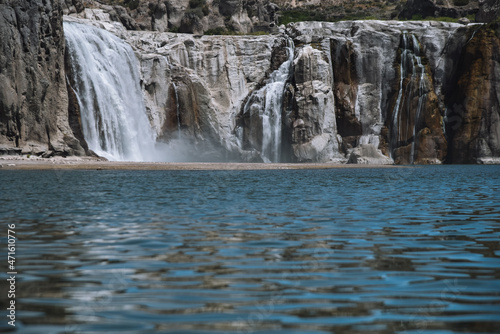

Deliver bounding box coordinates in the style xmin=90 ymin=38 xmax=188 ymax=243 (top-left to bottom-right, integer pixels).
xmin=68 ymin=0 xmax=278 ymax=34
xmin=285 ymin=21 xmax=473 ymax=163
xmin=65 ymin=15 xmax=500 ymax=164
xmin=446 ymin=23 xmax=500 ymax=164
xmin=67 ymin=14 xmax=279 ymax=161
xmin=3 ymin=1 xmax=499 ymax=163
xmin=0 ymin=0 xmax=85 ymax=156
xmin=476 ymin=0 xmax=500 ymax=22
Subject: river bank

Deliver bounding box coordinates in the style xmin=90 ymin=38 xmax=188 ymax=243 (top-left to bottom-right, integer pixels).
xmin=0 ymin=156 xmax=399 ymax=170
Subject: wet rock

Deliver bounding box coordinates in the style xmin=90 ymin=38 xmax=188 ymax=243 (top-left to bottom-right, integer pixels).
xmin=62 ymin=0 xmax=85 ymax=15
xmin=446 ymin=25 xmax=500 ymax=163
xmin=117 ymin=23 xmax=276 ymax=158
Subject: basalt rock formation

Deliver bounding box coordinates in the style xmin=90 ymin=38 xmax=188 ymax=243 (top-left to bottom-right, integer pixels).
xmin=68 ymin=0 xmax=278 ymax=34
xmin=63 ymin=15 xmax=500 ymax=164
xmin=0 ymin=0 xmax=85 ymax=156
xmin=2 ymin=1 xmax=500 ymax=163
xmin=446 ymin=23 xmax=500 ymax=164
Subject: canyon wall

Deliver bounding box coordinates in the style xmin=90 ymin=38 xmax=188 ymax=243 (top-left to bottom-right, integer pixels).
xmin=64 ymin=16 xmax=500 ymax=164
xmin=1 ymin=1 xmax=499 ymax=163
xmin=0 ymin=0 xmax=86 ymax=156
xmin=65 ymin=0 xmax=279 ymax=34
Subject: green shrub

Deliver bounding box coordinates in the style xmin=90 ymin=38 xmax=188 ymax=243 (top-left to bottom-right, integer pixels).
xmin=204 ymin=27 xmax=269 ymax=36
xmin=123 ymin=0 xmax=139 ymax=10
xmin=433 ymin=16 xmax=459 ymax=22
xmin=202 ymin=5 xmax=209 ymax=16
xmin=205 ymin=27 xmax=233 ymax=35
xmin=278 ymin=9 xmax=327 ymax=25
xmin=189 ymin=0 xmax=206 ymax=8
xmin=453 ymin=0 xmax=469 ymax=6
xmin=187 ymin=7 xmax=204 ymax=19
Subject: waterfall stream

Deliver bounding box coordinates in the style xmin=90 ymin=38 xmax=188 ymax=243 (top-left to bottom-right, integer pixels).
xmin=64 ymin=21 xmax=157 ymax=161
xmin=390 ymin=32 xmax=428 ymax=164
xmin=171 ymin=82 xmax=182 ymax=139
xmin=410 ymin=35 xmax=427 ymax=164
xmin=242 ymin=39 xmax=294 ymax=163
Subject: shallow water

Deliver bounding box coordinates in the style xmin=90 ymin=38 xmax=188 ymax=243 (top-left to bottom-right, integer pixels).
xmin=1 ymin=165 xmax=499 ymax=333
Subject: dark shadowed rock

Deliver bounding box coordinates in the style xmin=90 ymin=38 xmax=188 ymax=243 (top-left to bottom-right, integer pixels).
xmin=446 ymin=25 xmax=500 ymax=163
xmin=476 ymin=0 xmax=500 ymax=22
xmin=399 ymin=0 xmax=479 ymax=20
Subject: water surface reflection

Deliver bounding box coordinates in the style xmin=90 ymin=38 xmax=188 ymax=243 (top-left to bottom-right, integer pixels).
xmin=1 ymin=166 xmax=499 ymax=333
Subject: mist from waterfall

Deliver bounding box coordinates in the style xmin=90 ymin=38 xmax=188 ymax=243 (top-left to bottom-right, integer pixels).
xmin=64 ymin=21 xmax=159 ymax=162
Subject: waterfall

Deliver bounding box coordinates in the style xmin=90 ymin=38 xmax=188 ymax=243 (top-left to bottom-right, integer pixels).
xmin=64 ymin=21 xmax=157 ymax=161
xmin=242 ymin=39 xmax=294 ymax=163
xmin=410 ymin=35 xmax=426 ymax=164
xmin=391 ymin=31 xmax=409 ymax=152
xmin=390 ymin=32 xmax=428 ymax=164
xmin=171 ymin=82 xmax=182 ymax=139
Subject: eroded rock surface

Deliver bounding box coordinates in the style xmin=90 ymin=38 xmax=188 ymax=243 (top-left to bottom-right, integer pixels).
xmin=0 ymin=0 xmax=85 ymax=156
xmin=62 ymin=16 xmax=500 ymax=164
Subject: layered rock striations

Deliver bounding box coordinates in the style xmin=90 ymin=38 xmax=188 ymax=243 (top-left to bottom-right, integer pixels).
xmin=123 ymin=24 xmax=278 ymax=161
xmin=2 ymin=0 xmax=500 ymax=163
xmin=446 ymin=23 xmax=500 ymax=164
xmin=286 ymin=20 xmax=471 ymax=163
xmin=68 ymin=0 xmax=278 ymax=34
xmin=60 ymin=15 xmax=500 ymax=164
xmin=0 ymin=0 xmax=85 ymax=156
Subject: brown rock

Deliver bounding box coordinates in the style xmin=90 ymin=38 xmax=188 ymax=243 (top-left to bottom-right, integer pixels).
xmin=331 ymin=39 xmax=362 ymax=141
xmin=447 ymin=25 xmax=500 ymax=163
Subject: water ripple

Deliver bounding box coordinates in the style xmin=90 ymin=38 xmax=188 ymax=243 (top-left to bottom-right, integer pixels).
xmin=1 ymin=166 xmax=499 ymax=333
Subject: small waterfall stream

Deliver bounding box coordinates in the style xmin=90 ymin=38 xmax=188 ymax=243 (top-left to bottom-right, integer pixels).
xmin=390 ymin=32 xmax=428 ymax=164
xmin=410 ymin=35 xmax=427 ymax=164
xmin=64 ymin=21 xmax=157 ymax=161
xmin=171 ymin=82 xmax=182 ymax=139
xmin=242 ymin=39 xmax=294 ymax=163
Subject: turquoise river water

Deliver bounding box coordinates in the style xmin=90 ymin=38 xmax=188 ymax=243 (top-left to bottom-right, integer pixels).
xmin=1 ymin=165 xmax=499 ymax=333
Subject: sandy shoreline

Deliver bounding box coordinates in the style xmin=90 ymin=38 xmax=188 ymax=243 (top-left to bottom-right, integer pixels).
xmin=0 ymin=156 xmax=400 ymax=170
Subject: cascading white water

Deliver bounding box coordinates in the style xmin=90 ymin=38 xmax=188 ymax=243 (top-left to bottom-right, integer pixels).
xmin=410 ymin=35 xmax=426 ymax=164
xmin=243 ymin=39 xmax=294 ymax=163
xmin=64 ymin=21 xmax=157 ymax=161
xmin=391 ymin=31 xmax=409 ymax=152
xmin=390 ymin=32 xmax=428 ymax=164
xmin=171 ymin=82 xmax=182 ymax=139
